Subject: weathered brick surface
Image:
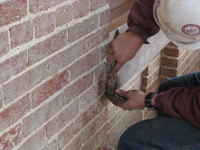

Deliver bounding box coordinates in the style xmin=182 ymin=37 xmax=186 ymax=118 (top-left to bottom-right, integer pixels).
xmin=68 ymin=14 xmax=98 ymax=43
xmin=10 ymin=21 xmax=33 ymax=48
xmin=29 ymin=0 xmax=52 ymax=13
xmin=31 ymin=69 xmax=69 ymax=108
xmin=0 ymin=50 xmax=28 ymax=84
xmin=0 ymin=124 xmax=23 ymax=150
xmin=73 ymin=0 xmax=90 ymax=19
xmin=41 ymin=139 xmax=58 ymax=150
xmin=0 ymin=0 xmax=27 ymax=27
xmin=18 ymin=127 xmax=46 ymax=150
xmin=56 ymin=4 xmax=73 ymax=27
xmin=0 ymin=94 xmax=31 ymax=131
xmin=28 ymin=29 xmax=67 ymax=65
xmin=90 ymin=0 xmax=109 ymax=11
xmin=0 ymin=31 xmax=9 ymax=57
xmin=35 ymin=12 xmax=56 ymax=38
xmin=23 ymin=95 xmax=62 ymax=137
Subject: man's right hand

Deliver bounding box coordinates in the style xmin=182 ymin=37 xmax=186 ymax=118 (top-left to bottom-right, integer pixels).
xmin=106 ymin=32 xmax=144 ymax=76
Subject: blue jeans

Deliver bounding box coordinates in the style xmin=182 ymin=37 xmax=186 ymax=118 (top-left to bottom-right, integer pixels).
xmin=118 ymin=72 xmax=200 ymax=150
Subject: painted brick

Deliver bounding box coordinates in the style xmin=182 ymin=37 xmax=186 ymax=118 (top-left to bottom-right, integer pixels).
xmin=23 ymin=94 xmax=62 ymax=137
xmin=28 ymin=29 xmax=67 ymax=65
xmin=96 ymin=123 xmax=108 ymax=146
xmin=74 ymin=104 xmax=96 ymax=135
xmin=0 ymin=94 xmax=31 ymax=131
xmin=10 ymin=20 xmax=33 ymax=48
xmin=73 ymin=0 xmax=89 ymax=19
xmin=56 ymin=4 xmax=73 ymax=27
xmin=31 ymin=70 xmax=69 ymax=108
xmin=83 ymin=25 xmax=109 ymax=53
xmin=79 ymin=81 xmax=102 ymax=110
xmin=0 ymin=31 xmax=9 ymax=57
xmin=0 ymin=50 xmax=28 ymax=84
xmin=3 ymin=61 xmax=49 ymax=104
xmin=68 ymin=14 xmax=98 ymax=43
xmin=46 ymin=99 xmax=79 ymax=140
xmin=70 ymin=48 xmax=99 ymax=80
xmin=29 ymin=0 xmax=52 ymax=13
xmin=100 ymin=9 xmax=110 ymax=27
xmin=63 ymin=134 xmax=82 ymax=150
xmin=0 ymin=124 xmax=22 ymax=150
xmin=62 ymin=71 xmax=94 ymax=106
xmin=81 ymin=137 xmax=95 ymax=150
xmin=0 ymin=0 xmax=27 ymax=27
xmin=48 ymin=41 xmax=83 ymax=74
xmin=90 ymin=0 xmax=109 ymax=11
xmin=18 ymin=127 xmax=46 ymax=150
xmin=58 ymin=123 xmax=74 ymax=149
xmin=41 ymin=139 xmax=58 ymax=150
xmin=35 ymin=12 xmax=56 ymax=38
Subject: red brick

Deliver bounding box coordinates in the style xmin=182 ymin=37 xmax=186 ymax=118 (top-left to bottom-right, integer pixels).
xmin=0 ymin=0 xmax=27 ymax=27
xmin=160 ymin=67 xmax=177 ymax=78
xmin=10 ymin=21 xmax=33 ymax=48
xmin=62 ymin=72 xmax=94 ymax=106
xmin=161 ymin=57 xmax=178 ymax=68
xmin=95 ymin=137 xmax=108 ymax=150
xmin=28 ymin=29 xmax=67 ymax=65
xmin=68 ymin=14 xmax=98 ymax=43
xmin=80 ymin=81 xmax=102 ymax=110
xmin=41 ymin=139 xmax=57 ymax=150
xmin=56 ymin=4 xmax=73 ymax=27
xmin=0 ymin=50 xmax=28 ymax=84
xmin=90 ymin=0 xmax=109 ymax=11
xmin=145 ymin=77 xmax=159 ymax=93
xmin=0 ymin=94 xmax=31 ymax=131
xmin=101 ymin=43 xmax=109 ymax=61
xmin=58 ymin=123 xmax=74 ymax=149
xmin=162 ymin=47 xmax=180 ymax=57
xmin=83 ymin=25 xmax=109 ymax=53
xmin=64 ymin=134 xmax=82 ymax=150
xmin=95 ymin=63 xmax=104 ymax=83
xmin=73 ymin=0 xmax=89 ymax=19
xmin=0 ymin=31 xmax=9 ymax=57
xmin=35 ymin=12 xmax=56 ymax=38
xmin=100 ymin=9 xmax=110 ymax=27
xmin=46 ymin=99 xmax=79 ymax=139
xmin=18 ymin=127 xmax=46 ymax=150
xmin=48 ymin=41 xmax=83 ymax=73
xmin=80 ymin=137 xmax=95 ymax=150
xmin=31 ymin=70 xmax=69 ymax=108
xmin=0 ymin=90 xmax=3 ymax=109
xmin=70 ymin=48 xmax=99 ymax=80
xmin=74 ymin=104 xmax=96 ymax=135
xmin=23 ymin=94 xmax=62 ymax=137
xmin=3 ymin=61 xmax=49 ymax=104
xmin=29 ymin=0 xmax=52 ymax=13
xmin=96 ymin=123 xmax=108 ymax=146
xmin=0 ymin=124 xmax=22 ymax=150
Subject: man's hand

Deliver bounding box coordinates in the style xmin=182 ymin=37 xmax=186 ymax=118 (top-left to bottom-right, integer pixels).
xmin=115 ymin=89 xmax=147 ymax=110
xmin=107 ymin=32 xmax=144 ymax=76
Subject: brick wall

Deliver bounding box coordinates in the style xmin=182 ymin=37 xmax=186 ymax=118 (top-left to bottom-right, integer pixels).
xmin=0 ymin=0 xmax=200 ymax=150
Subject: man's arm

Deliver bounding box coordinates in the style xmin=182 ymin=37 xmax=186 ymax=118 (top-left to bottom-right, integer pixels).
xmin=154 ymin=86 xmax=200 ymax=128
xmin=107 ymin=0 xmax=159 ymax=76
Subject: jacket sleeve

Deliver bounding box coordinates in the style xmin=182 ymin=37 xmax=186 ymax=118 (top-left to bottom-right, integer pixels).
xmin=155 ymin=86 xmax=200 ymax=128
xmin=127 ymin=0 xmax=160 ymax=43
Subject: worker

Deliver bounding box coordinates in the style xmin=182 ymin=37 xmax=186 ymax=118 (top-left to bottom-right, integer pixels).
xmin=107 ymin=0 xmax=200 ymax=149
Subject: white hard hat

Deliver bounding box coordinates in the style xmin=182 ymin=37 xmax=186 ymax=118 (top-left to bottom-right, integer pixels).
xmin=153 ymin=0 xmax=200 ymax=51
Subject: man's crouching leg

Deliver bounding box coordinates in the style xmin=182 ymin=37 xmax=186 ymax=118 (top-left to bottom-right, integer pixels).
xmin=118 ymin=117 xmax=200 ymax=150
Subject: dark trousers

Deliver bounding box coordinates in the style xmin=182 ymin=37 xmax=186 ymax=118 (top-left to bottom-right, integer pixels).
xmin=118 ymin=72 xmax=200 ymax=150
